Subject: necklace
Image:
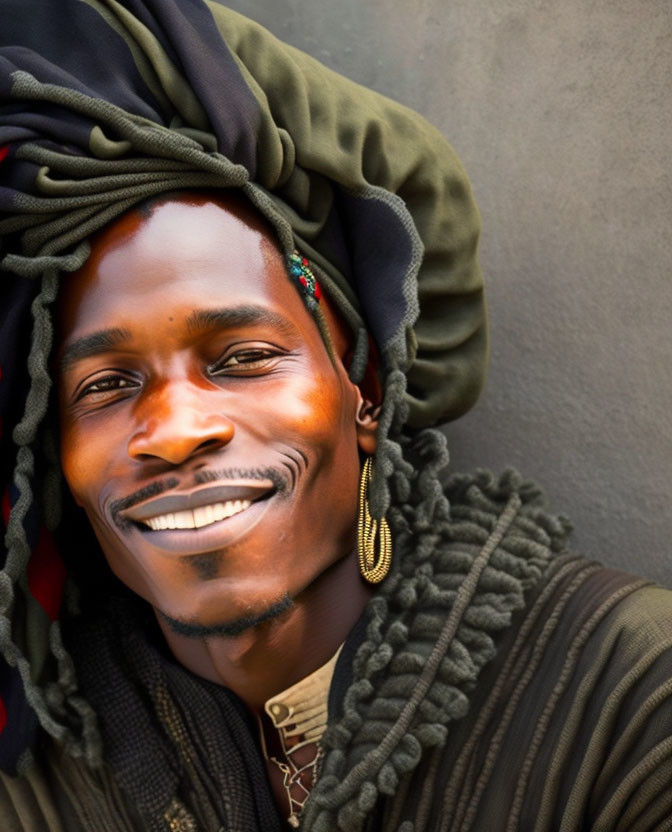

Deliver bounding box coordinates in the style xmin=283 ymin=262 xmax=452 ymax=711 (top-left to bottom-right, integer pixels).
xmin=265 ymin=741 xmax=324 ymax=827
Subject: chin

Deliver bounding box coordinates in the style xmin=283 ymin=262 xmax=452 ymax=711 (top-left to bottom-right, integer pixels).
xmin=154 ymin=564 xmax=294 ymax=620
xmin=157 ymin=595 xmax=294 ymax=638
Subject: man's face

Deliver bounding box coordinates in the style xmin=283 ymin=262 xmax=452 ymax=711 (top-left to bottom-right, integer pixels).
xmin=57 ymin=193 xmax=376 ymax=632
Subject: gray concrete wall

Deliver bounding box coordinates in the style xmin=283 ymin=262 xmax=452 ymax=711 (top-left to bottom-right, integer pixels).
xmin=226 ymin=0 xmax=672 ymax=584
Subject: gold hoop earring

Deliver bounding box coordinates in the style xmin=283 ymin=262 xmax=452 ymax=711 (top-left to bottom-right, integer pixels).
xmin=357 ymin=457 xmax=392 ymax=584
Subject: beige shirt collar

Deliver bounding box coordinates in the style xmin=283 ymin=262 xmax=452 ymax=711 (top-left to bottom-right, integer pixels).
xmin=263 ymin=644 xmax=343 ymax=752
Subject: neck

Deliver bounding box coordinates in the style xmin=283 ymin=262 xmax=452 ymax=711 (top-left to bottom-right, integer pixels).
xmin=156 ymin=549 xmax=372 ymax=712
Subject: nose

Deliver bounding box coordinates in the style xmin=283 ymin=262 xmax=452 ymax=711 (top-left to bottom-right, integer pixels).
xmin=127 ymin=380 xmax=235 ymax=466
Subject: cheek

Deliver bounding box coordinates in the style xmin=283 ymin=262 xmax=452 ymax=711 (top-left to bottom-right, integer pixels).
xmin=263 ymin=371 xmax=355 ymax=449
xmin=58 ymin=417 xmax=119 ymax=507
xmin=59 ymin=427 xmax=89 ymax=504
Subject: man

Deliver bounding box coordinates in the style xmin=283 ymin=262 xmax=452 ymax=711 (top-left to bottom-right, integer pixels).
xmin=1 ymin=2 xmax=672 ymax=831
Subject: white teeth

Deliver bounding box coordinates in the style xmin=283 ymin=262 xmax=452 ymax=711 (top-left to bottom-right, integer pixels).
xmin=193 ymin=506 xmax=209 ymax=528
xmin=145 ymin=500 xmax=251 ymax=531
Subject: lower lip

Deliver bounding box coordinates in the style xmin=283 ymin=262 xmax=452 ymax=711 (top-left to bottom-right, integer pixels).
xmin=131 ymin=497 xmax=273 ymax=555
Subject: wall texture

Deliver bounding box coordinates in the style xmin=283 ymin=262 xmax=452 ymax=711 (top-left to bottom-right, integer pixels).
xmin=226 ymin=0 xmax=672 ymax=583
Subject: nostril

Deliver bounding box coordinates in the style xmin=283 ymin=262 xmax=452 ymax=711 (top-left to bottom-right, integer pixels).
xmin=188 ymin=437 xmax=229 ymax=459
xmin=198 ymin=439 xmax=222 ymax=451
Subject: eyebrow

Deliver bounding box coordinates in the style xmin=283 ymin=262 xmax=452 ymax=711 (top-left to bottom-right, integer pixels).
xmin=59 ymin=327 xmax=131 ymax=374
xmin=59 ymin=305 xmax=299 ymax=374
xmin=186 ymin=304 xmax=299 ymax=338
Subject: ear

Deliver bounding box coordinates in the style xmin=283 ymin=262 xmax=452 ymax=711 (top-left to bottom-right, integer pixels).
xmin=354 ymin=387 xmax=380 ymax=456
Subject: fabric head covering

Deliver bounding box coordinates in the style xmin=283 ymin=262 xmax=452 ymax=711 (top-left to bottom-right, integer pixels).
xmin=0 ymin=0 xmax=486 ymax=773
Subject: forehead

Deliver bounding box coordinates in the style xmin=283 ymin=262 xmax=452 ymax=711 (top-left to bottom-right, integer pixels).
xmin=56 ymin=194 xmax=313 ymax=344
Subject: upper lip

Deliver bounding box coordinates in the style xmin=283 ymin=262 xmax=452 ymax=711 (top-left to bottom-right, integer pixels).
xmin=121 ymin=481 xmax=275 ymax=523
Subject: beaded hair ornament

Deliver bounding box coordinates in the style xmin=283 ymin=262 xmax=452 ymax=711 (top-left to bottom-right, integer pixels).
xmin=287 ymin=251 xmax=322 ymax=306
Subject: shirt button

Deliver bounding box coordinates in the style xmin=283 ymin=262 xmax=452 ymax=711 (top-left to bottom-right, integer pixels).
xmin=270 ymin=703 xmax=290 ymax=722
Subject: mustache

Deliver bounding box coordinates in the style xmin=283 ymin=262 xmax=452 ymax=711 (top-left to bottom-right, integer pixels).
xmin=109 ymin=467 xmax=290 ymax=522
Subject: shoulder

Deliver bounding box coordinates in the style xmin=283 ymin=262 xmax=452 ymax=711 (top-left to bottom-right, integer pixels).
xmin=434 ymin=556 xmax=672 ymax=831
xmin=602 ymin=579 xmax=672 ymax=645
xmin=436 ymin=471 xmax=672 ymax=829
xmin=521 ymin=556 xmax=672 ymax=697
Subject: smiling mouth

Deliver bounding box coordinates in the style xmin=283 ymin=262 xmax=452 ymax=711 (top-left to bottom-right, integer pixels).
xmin=119 ymin=481 xmax=274 ymax=530
xmin=143 ymin=500 xmax=252 ymax=531
xmin=115 ymin=480 xmax=277 ymax=556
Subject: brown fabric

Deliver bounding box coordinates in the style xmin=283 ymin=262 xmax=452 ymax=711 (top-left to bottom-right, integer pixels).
xmin=0 ymin=759 xmax=67 ymax=832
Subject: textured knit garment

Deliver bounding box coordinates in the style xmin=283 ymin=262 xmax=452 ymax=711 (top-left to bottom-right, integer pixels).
xmin=1 ymin=473 xmax=672 ymax=831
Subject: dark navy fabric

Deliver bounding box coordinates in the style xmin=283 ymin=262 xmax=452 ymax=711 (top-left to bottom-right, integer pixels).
xmin=0 ymin=0 xmax=263 ymax=190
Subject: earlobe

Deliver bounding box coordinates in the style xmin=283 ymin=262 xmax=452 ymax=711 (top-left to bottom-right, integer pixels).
xmin=355 ymin=390 xmax=380 ymax=455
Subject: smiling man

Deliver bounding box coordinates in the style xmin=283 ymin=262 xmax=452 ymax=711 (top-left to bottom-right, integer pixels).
xmin=57 ymin=192 xmax=376 ymax=707
xmin=2 ymin=2 xmax=672 ymax=831
xmin=54 ymin=191 xmax=381 ymax=822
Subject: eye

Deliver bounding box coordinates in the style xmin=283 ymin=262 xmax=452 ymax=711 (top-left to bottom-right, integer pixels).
xmin=208 ymin=347 xmax=283 ymax=376
xmin=76 ymin=373 xmax=139 ymax=402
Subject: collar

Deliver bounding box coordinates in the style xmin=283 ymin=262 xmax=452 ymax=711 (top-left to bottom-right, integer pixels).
xmin=264 ymin=645 xmax=343 ymax=753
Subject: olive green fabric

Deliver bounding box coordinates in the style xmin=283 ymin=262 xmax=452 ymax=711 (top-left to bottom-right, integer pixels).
xmin=204 ymin=3 xmax=487 ymax=427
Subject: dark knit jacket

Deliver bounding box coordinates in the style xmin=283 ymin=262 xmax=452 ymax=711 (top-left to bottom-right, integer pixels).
xmin=2 ymin=469 xmax=672 ymax=832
